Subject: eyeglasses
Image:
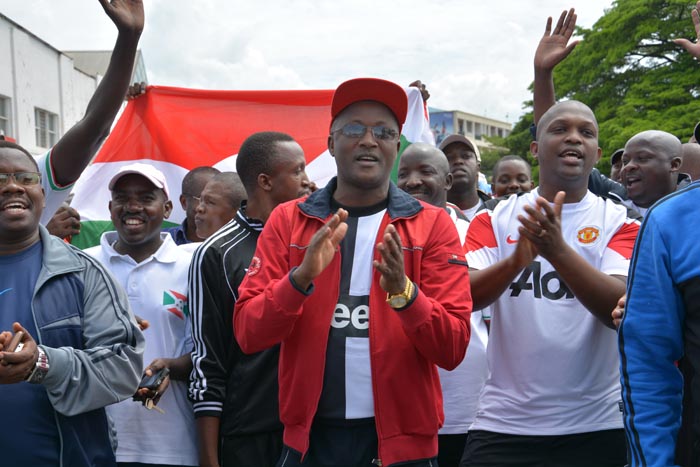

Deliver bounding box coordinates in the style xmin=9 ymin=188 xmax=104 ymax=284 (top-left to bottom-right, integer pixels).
xmin=0 ymin=172 xmax=41 ymax=187
xmin=333 ymin=123 xmax=399 ymax=141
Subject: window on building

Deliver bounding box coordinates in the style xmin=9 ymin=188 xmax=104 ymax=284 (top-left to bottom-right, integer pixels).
xmin=35 ymin=108 xmax=58 ymax=148
xmin=0 ymin=96 xmax=10 ymax=137
xmin=466 ymin=121 xmax=473 ymax=134
xmin=458 ymin=119 xmax=465 ymax=135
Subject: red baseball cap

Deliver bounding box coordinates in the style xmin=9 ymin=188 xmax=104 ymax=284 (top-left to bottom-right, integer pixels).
xmin=330 ymin=78 xmax=408 ymax=131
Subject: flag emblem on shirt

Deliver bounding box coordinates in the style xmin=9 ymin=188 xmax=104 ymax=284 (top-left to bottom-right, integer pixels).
xmin=577 ymin=226 xmax=600 ymax=245
xmin=163 ymin=290 xmax=188 ymax=319
xmin=247 ymin=256 xmax=261 ymax=276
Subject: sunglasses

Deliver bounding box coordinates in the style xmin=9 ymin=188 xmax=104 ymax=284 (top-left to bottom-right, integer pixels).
xmin=333 ymin=123 xmax=399 ymax=141
xmin=0 ymin=172 xmax=41 ymax=187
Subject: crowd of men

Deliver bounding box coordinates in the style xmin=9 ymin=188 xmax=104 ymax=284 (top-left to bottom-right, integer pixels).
xmin=3 ymin=1 xmax=700 ymax=466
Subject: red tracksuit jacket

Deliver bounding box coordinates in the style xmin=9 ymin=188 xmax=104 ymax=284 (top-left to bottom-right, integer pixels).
xmin=234 ymin=179 xmax=472 ymax=466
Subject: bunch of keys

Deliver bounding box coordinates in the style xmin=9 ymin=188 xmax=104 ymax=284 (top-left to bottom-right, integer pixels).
xmin=144 ymin=393 xmax=165 ymax=414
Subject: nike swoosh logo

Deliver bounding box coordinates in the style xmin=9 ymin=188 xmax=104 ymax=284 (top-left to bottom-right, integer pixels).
xmin=0 ymin=288 xmax=12 ymax=296
xmin=506 ymin=235 xmax=518 ymax=244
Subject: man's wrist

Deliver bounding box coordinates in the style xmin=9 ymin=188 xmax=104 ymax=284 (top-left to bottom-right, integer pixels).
xmin=534 ymin=65 xmax=554 ymax=74
xmin=506 ymin=250 xmax=531 ymax=273
xmin=542 ymin=241 xmax=571 ymax=268
xmin=388 ymin=275 xmax=407 ymax=296
xmin=26 ymin=346 xmax=50 ymax=384
xmin=387 ymin=276 xmax=416 ymax=309
xmin=290 ymin=267 xmax=314 ymax=295
xmin=291 ymin=267 xmax=313 ymax=291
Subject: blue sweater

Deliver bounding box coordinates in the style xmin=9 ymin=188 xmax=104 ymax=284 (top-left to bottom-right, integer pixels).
xmin=619 ymin=181 xmax=700 ymax=466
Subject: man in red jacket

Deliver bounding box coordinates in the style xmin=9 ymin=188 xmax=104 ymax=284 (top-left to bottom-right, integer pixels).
xmin=234 ymin=77 xmax=472 ymax=467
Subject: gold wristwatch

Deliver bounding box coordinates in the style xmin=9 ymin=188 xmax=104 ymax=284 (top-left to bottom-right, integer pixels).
xmin=386 ymin=276 xmax=414 ymax=309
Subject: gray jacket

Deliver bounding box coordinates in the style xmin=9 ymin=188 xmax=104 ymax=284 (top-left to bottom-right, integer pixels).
xmin=20 ymin=225 xmax=145 ymax=466
xmin=36 ymin=224 xmax=145 ymax=415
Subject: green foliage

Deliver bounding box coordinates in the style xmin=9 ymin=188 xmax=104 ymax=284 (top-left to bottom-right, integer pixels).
xmin=502 ymin=110 xmax=540 ymax=183
xmin=479 ymin=135 xmax=511 ymax=181
xmin=505 ymin=0 xmax=700 ymax=179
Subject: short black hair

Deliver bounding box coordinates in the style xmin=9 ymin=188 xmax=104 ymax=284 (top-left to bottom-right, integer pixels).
xmin=0 ymin=141 xmax=39 ymax=171
xmin=182 ymin=166 xmax=220 ymax=196
xmin=237 ymin=131 xmax=295 ymax=192
xmin=491 ymin=155 xmax=531 ymax=181
xmin=209 ymin=172 xmax=247 ymax=207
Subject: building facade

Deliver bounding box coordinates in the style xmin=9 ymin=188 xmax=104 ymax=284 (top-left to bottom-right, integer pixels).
xmin=430 ymin=108 xmax=511 ymax=151
xmin=0 ymin=12 xmax=146 ymax=154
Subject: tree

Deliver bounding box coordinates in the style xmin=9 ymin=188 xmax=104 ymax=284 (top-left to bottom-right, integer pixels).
xmin=479 ymin=135 xmax=511 ymax=181
xmin=505 ymin=0 xmax=700 ymax=180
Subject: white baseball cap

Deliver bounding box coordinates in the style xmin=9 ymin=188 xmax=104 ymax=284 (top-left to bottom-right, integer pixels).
xmin=108 ymin=162 xmax=170 ymax=198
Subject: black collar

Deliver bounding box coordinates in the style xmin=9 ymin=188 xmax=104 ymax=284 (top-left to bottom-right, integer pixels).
xmin=298 ymin=177 xmax=423 ymax=220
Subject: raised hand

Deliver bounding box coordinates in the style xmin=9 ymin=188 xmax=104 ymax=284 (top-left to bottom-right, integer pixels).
xmin=374 ymin=224 xmax=407 ymax=295
xmin=674 ymin=1 xmax=700 ymax=59
xmin=98 ymin=0 xmax=144 ymax=34
xmin=292 ymin=209 xmax=348 ymax=290
xmin=125 ymin=82 xmax=147 ymax=101
xmin=534 ymin=8 xmax=579 ymax=71
xmin=409 ymin=80 xmax=430 ymax=103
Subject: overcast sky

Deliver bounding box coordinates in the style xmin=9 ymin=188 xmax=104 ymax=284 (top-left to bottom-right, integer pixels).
xmin=1 ymin=1 xmax=615 ymax=124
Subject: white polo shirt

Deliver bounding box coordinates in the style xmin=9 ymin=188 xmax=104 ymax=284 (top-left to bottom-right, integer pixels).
xmin=86 ymin=232 xmax=197 ymax=466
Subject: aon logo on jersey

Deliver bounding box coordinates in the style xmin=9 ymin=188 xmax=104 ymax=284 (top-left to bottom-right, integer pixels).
xmin=509 ymin=261 xmax=574 ymax=300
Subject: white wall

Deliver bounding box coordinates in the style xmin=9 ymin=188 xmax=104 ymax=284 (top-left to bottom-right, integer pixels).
xmin=0 ymin=15 xmax=99 ymax=154
xmin=0 ymin=20 xmax=13 ymax=98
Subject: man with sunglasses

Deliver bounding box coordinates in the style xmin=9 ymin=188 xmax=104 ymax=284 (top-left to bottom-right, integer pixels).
xmin=234 ymin=78 xmax=472 ymax=467
xmin=0 ymin=139 xmax=145 ymax=466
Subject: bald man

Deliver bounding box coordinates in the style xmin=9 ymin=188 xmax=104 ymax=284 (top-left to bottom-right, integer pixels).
xmin=681 ymin=142 xmax=700 ymax=181
xmin=397 ymin=143 xmax=489 ymax=467
xmin=619 ymin=130 xmax=684 ymax=216
xmin=461 ymin=100 xmax=639 ymax=467
xmin=397 ymin=143 xmax=452 ymax=208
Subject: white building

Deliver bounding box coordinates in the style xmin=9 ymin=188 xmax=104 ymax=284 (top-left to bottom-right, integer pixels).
xmin=0 ymin=11 xmax=146 ymax=154
xmin=429 ymin=108 xmax=512 ymax=152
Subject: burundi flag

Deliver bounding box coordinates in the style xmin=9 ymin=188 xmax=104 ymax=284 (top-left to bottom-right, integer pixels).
xmin=69 ymin=85 xmax=433 ymax=249
xmin=163 ymin=289 xmax=188 ymax=320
